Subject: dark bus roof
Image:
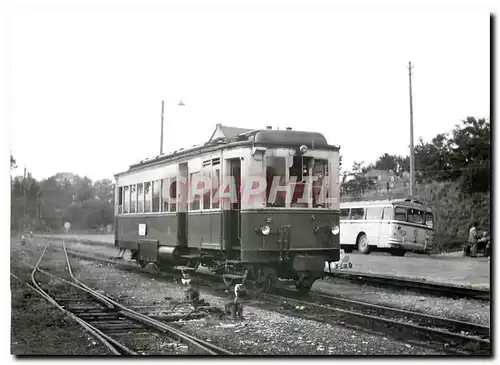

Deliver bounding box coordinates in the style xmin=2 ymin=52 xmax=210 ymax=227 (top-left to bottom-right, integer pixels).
xmin=121 ymin=128 xmax=339 ymax=174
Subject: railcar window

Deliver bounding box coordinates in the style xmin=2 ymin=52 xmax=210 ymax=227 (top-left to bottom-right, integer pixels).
xmin=212 ymin=169 xmax=220 ymax=209
xmin=394 ymin=207 xmax=406 ymax=221
xmin=123 ymin=186 xmax=129 ymax=214
xmin=118 ymin=187 xmax=123 ymax=214
xmin=137 ymin=183 xmax=144 ymax=213
xmin=161 ymin=178 xmax=169 ymax=212
xmin=266 ymin=156 xmax=286 ymax=207
xmin=152 ymin=180 xmax=160 ymax=212
xmin=408 ymin=208 xmax=425 ymax=224
xmin=366 ymin=207 xmax=382 ymax=220
xmin=351 ymin=208 xmax=365 ymax=220
xmin=170 ymin=177 xmax=177 ymax=212
xmin=144 ymin=182 xmax=152 ymax=213
xmin=190 ymin=172 xmax=201 ymax=210
xmin=290 ymin=156 xmax=313 ymax=182
xmin=130 ymin=185 xmax=136 ymax=213
xmin=312 ymin=159 xmax=328 ymax=207
xmin=426 ymin=213 xmax=434 ymax=228
xmin=340 ymin=208 xmax=350 ymax=219
xmin=313 ymin=159 xmax=329 ymax=176
xmin=382 ymin=207 xmax=392 ymax=220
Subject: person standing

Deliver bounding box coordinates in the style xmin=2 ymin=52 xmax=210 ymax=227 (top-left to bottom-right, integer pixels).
xmin=468 ymin=222 xmax=479 ymax=258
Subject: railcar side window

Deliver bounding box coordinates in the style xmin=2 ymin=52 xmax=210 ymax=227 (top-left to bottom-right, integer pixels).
xmin=152 ymin=180 xmax=160 ymax=212
xmin=408 ymin=208 xmax=425 ymax=224
xmin=169 ymin=177 xmax=177 ymax=212
xmin=144 ymin=182 xmax=152 ymax=213
xmin=118 ymin=187 xmax=123 ymax=214
xmin=123 ymin=186 xmax=129 ymax=214
xmin=202 ymin=170 xmax=211 ymax=210
xmin=161 ymin=178 xmax=169 ymax=212
xmin=212 ymin=169 xmax=220 ymax=209
xmin=340 ymin=208 xmax=350 ymax=219
xmin=130 ymin=185 xmax=136 ymax=213
xmin=394 ymin=207 xmax=406 ymax=221
xmin=137 ymin=183 xmax=144 ymax=213
xmin=266 ymin=156 xmax=286 ymax=207
xmin=382 ymin=207 xmax=392 ymax=220
xmin=190 ymin=172 xmax=201 ymax=210
xmin=366 ymin=207 xmax=382 ymax=220
xmin=351 ymin=208 xmax=365 ymax=220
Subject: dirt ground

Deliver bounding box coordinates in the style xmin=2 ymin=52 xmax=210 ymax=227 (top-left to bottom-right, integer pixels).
xmin=11 ymin=236 xmax=446 ymax=355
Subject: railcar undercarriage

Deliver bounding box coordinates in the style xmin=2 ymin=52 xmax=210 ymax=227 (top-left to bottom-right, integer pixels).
xmin=123 ymin=245 xmax=334 ymax=294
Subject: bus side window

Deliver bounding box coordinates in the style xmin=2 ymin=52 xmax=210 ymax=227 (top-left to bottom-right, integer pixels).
xmin=351 ymin=208 xmax=364 ymax=220
xmin=340 ymin=209 xmax=350 ymax=219
xmin=382 ymin=207 xmax=392 ymax=220
xmin=394 ymin=207 xmax=406 ymax=221
xmin=366 ymin=207 xmax=382 ymax=220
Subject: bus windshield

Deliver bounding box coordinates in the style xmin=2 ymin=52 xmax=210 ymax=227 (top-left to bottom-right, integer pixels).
xmin=425 ymin=212 xmax=434 ymax=228
xmin=407 ymin=208 xmax=425 ymax=224
xmin=394 ymin=206 xmax=432 ymax=228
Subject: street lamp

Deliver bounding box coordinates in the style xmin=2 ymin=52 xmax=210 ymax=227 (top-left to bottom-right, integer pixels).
xmin=160 ymin=100 xmax=185 ymax=155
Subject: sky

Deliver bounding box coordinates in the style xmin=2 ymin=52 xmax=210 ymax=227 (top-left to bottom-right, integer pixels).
xmin=6 ymin=2 xmax=491 ymax=182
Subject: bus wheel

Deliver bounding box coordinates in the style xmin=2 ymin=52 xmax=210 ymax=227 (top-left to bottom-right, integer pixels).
xmin=357 ymin=234 xmax=371 ymax=254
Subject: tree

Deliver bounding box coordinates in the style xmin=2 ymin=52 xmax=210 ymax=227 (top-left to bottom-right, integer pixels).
xmin=10 ymin=153 xmax=17 ymax=170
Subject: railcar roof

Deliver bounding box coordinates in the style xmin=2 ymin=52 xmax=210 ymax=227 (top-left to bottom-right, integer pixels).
xmin=115 ymin=127 xmax=339 ymax=177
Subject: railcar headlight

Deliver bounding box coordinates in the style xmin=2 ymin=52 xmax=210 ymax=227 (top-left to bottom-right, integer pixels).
xmin=331 ymin=226 xmax=340 ymax=235
xmin=299 ymin=145 xmax=308 ymax=154
xmin=260 ymin=225 xmax=271 ymax=235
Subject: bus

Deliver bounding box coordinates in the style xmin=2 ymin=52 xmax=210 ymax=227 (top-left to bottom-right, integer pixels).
xmin=339 ymin=198 xmax=434 ymax=256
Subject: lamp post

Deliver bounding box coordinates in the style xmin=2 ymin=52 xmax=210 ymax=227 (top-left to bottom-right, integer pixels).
xmin=160 ymin=100 xmax=185 ymax=155
xmin=408 ymin=62 xmax=415 ymax=198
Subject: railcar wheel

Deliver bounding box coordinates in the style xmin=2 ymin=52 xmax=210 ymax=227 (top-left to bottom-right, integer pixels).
xmin=357 ymin=234 xmax=371 ymax=254
xmin=390 ymin=248 xmax=406 ymax=257
xmin=249 ymin=267 xmax=276 ymax=293
xmin=295 ymin=275 xmax=316 ymax=295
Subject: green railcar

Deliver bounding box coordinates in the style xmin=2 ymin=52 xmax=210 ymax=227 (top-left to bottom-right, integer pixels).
xmin=114 ymin=126 xmax=341 ymax=293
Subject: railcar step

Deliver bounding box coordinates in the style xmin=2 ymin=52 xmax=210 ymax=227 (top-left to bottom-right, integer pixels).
xmin=222 ymin=274 xmax=247 ymax=279
xmin=173 ymin=266 xmax=197 ymax=271
xmin=180 ymin=254 xmax=201 ymax=259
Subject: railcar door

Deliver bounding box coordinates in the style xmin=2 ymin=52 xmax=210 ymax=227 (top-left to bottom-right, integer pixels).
xmin=177 ymin=162 xmax=188 ymax=247
xmin=224 ymin=158 xmax=241 ymax=256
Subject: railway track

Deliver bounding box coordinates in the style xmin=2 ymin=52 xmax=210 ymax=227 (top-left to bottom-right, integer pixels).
xmin=325 ymin=271 xmax=490 ymax=301
xmin=17 ymin=241 xmax=235 ymax=356
xmin=38 ymin=240 xmax=490 ymax=355
xmin=40 ymin=235 xmax=490 ymax=302
xmin=260 ymin=288 xmax=490 ymax=355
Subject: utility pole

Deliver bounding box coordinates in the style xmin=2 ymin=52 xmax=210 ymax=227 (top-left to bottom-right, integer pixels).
xmin=23 ymin=165 xmax=27 ymax=232
xmin=160 ymin=100 xmax=165 ymax=155
xmin=408 ymin=62 xmax=416 ymax=198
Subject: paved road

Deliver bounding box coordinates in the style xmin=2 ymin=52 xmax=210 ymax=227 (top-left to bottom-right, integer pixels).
xmin=36 ymin=233 xmax=490 ymax=289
